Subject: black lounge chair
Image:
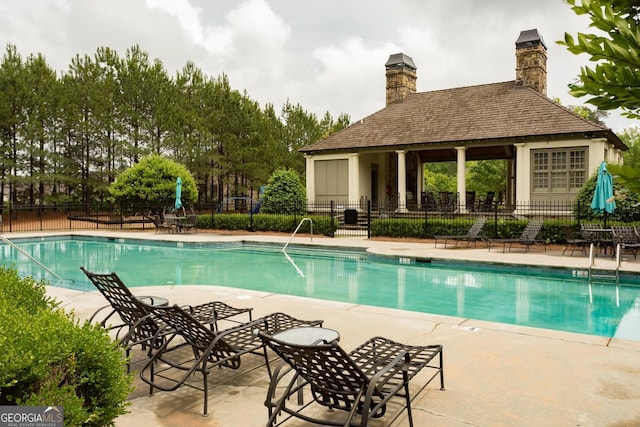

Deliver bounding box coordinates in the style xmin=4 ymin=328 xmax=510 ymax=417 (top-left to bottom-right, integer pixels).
xmin=611 ymin=226 xmax=640 ymax=259
xmin=256 ymin=331 xmax=444 ymax=427
xmin=81 ymin=267 xmax=253 ymax=370
xmin=488 ymin=218 xmax=545 ymax=252
xmin=139 ymin=305 xmax=323 ymax=416
xmin=434 ymin=217 xmax=487 ymax=248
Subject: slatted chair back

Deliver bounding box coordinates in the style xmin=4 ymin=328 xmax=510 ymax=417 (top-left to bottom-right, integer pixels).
xmin=177 ymin=214 xmax=198 ymax=232
xmin=258 ymin=333 xmax=445 ymax=426
xmin=612 ymin=226 xmax=638 ymax=245
xmin=520 ymin=219 xmax=544 ymax=241
xmin=264 ymin=335 xmax=385 ymax=416
xmin=465 ymin=217 xmax=487 ymax=238
xmin=139 ymin=308 xmax=323 ymax=416
xmin=149 ymin=304 xmax=240 ymax=367
xmin=81 ymin=267 xmax=157 ymax=343
xmin=580 ymin=223 xmax=603 ymax=239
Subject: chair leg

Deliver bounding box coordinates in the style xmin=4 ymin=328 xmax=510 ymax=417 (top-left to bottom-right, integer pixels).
xmin=403 ymin=375 xmax=414 ymax=427
xmin=203 ymin=370 xmax=209 ymax=416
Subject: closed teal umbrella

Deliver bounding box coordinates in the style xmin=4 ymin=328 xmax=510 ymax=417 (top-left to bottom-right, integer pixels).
xmin=175 ymin=177 xmax=183 ymax=210
xmin=591 ymin=162 xmax=615 ymax=214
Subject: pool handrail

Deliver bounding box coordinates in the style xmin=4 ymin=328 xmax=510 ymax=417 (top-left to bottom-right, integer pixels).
xmin=0 ymin=234 xmax=62 ymax=280
xmin=282 ymin=217 xmax=313 ymax=252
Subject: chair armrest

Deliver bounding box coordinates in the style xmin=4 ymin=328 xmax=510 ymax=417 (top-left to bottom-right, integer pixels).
xmin=360 ymin=351 xmax=409 ymax=421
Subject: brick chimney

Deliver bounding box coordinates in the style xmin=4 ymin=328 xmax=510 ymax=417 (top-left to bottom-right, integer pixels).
xmin=385 ymin=53 xmax=417 ymax=105
xmin=515 ymin=29 xmax=547 ymax=95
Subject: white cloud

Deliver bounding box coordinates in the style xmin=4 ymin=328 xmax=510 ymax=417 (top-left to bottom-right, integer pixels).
xmin=145 ymin=0 xmax=205 ymax=45
xmin=0 ymin=0 xmax=636 ymax=131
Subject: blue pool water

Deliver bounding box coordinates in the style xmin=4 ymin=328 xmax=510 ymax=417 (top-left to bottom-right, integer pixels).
xmin=2 ymin=236 xmax=640 ymax=341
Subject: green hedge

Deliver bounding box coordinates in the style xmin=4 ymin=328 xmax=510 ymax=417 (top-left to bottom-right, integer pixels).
xmin=198 ymin=213 xmax=336 ymax=236
xmin=198 ymin=213 xmax=640 ymax=245
xmin=370 ymin=218 xmax=609 ymax=244
xmin=0 ymin=267 xmax=132 ymax=427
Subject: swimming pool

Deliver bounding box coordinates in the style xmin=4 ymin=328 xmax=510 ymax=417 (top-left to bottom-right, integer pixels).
xmin=2 ymin=236 xmax=640 ymax=341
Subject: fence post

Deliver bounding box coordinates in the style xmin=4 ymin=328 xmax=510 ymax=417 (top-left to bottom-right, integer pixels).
xmin=330 ymin=200 xmax=335 ymax=237
xmin=423 ymin=203 xmax=428 ymax=238
xmin=367 ymin=199 xmax=371 ymax=239
xmin=492 ymin=202 xmax=499 ymax=238
xmin=577 ymin=200 xmax=581 ymax=226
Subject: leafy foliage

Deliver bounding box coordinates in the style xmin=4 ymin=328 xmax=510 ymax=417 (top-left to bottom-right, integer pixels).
xmin=558 ymin=0 xmax=640 ymax=119
xmin=423 ymin=163 xmax=455 ymax=193
xmin=466 ymin=160 xmax=507 ymax=195
xmin=608 ymin=163 xmax=640 ymax=194
xmin=109 ymin=154 xmax=197 ymax=211
xmin=574 ymin=166 xmax=640 ymax=221
xmin=261 ymin=168 xmax=306 ymax=215
xmin=0 ymin=44 xmax=349 ymax=206
xmin=618 ymin=126 xmax=640 ymax=168
xmin=0 ymin=267 xmax=132 ymax=426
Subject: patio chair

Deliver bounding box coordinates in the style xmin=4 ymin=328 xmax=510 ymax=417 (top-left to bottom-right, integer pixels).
xmin=256 ymin=331 xmax=444 ymax=427
xmin=478 ymin=191 xmax=495 ymax=212
xmin=434 ymin=217 xmax=487 ymax=248
xmin=611 ymin=226 xmax=640 ymax=260
xmin=561 ymin=225 xmax=589 ymax=256
xmin=488 ymin=218 xmax=545 ymax=253
xmin=139 ymin=305 xmax=323 ymax=416
xmin=581 ymin=223 xmax=613 ymax=255
xmin=420 ymin=191 xmax=437 ymax=211
xmin=80 ymin=267 xmax=253 ymax=370
xmin=152 ymin=215 xmax=174 ymax=233
xmin=438 ymin=191 xmax=457 ymax=213
xmin=176 ymin=213 xmax=198 ymax=233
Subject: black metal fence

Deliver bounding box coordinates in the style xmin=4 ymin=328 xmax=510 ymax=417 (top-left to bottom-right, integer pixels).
xmin=0 ymin=199 xmax=624 ymax=241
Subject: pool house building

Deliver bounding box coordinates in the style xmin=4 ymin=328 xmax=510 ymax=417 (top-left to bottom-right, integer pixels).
xmin=300 ymin=29 xmax=626 ymax=213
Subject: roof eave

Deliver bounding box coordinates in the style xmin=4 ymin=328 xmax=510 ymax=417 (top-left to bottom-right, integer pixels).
xmin=299 ymin=129 xmax=627 ymax=155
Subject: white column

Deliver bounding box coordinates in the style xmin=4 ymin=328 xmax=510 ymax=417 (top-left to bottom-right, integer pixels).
xmin=396 ymin=150 xmax=407 ymax=212
xmin=305 ymin=155 xmax=315 ymax=204
xmin=348 ymin=153 xmax=359 ymax=203
xmin=456 ymin=147 xmax=466 ymax=212
xmin=506 ymin=159 xmax=515 ymax=206
xmin=417 ymin=160 xmax=424 ymax=208
xmin=514 ymin=143 xmax=528 ymax=204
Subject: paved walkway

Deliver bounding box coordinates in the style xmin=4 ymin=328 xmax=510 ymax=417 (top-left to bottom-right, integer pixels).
xmin=34 ymin=231 xmax=640 ymax=426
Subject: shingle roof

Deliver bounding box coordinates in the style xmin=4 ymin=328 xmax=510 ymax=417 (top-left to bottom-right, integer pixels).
xmin=300 ymin=81 xmax=624 ymax=154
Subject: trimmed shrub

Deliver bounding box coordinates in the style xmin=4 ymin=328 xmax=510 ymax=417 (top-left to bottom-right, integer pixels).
xmin=0 ymin=267 xmax=132 ymax=427
xmin=199 ymin=213 xmax=336 ymax=236
xmin=261 ymin=168 xmax=306 ymax=215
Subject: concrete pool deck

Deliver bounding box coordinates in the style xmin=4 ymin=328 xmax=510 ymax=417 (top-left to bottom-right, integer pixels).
xmin=25 ymin=230 xmax=640 ymax=426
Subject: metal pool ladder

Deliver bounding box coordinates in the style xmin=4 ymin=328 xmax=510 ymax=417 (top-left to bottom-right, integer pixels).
xmin=587 ymin=242 xmax=620 ymax=284
xmin=0 ymin=234 xmax=62 ymax=280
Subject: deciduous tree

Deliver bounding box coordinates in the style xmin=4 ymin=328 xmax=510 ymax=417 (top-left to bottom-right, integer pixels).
xmin=559 ymin=0 xmax=640 ymax=119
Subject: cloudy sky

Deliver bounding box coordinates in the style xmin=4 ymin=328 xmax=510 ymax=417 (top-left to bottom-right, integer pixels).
xmin=1 ymin=0 xmax=636 ymax=132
